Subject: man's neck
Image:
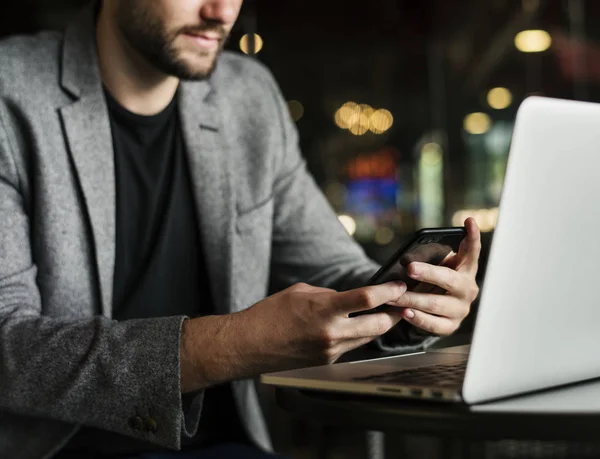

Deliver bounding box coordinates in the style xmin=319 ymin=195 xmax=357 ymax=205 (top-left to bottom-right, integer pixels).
xmin=96 ymin=7 xmax=179 ymax=116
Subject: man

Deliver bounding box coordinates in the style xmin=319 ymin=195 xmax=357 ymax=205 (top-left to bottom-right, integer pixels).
xmin=0 ymin=0 xmax=481 ymax=457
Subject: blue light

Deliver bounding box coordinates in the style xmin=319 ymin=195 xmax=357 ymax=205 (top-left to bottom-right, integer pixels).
xmin=344 ymin=178 xmax=398 ymax=217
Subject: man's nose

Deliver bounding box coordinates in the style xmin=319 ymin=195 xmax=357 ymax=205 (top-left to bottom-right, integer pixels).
xmin=200 ymin=0 xmax=240 ymax=25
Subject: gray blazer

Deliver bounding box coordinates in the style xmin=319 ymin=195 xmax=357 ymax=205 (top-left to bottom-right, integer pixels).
xmin=0 ymin=4 xmax=436 ymax=458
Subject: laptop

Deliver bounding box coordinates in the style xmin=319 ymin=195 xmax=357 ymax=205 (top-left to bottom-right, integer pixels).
xmin=261 ymin=96 xmax=600 ymax=404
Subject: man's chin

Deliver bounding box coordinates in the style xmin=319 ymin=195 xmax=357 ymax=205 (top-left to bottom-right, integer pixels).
xmin=173 ymin=52 xmax=220 ymax=80
xmin=158 ymin=57 xmax=215 ymax=81
xmin=179 ymin=64 xmax=218 ymax=81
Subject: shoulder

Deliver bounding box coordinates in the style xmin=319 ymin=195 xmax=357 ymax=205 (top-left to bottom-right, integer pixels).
xmin=0 ymin=31 xmax=63 ymax=95
xmin=211 ymin=51 xmax=285 ymax=107
xmin=213 ymin=51 xmax=278 ymax=84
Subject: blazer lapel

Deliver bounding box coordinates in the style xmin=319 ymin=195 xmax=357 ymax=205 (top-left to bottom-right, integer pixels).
xmin=59 ymin=5 xmax=116 ymax=318
xmin=179 ymin=82 xmax=235 ymax=315
xmin=59 ymin=96 xmax=115 ymax=318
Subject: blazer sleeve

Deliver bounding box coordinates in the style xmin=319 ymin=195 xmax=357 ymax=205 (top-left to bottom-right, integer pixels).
xmin=256 ymin=67 xmax=439 ymax=353
xmin=0 ymin=107 xmax=188 ymax=450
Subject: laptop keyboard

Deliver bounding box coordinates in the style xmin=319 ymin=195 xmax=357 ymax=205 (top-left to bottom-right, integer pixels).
xmin=353 ymin=361 xmax=468 ymax=387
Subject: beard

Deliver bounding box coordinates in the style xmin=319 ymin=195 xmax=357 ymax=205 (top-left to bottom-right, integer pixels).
xmin=116 ymin=2 xmax=229 ymax=81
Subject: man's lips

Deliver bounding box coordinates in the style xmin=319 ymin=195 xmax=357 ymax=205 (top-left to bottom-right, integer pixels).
xmin=184 ymin=32 xmax=221 ymax=51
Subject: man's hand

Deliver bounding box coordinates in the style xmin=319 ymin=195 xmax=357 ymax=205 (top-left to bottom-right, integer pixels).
xmin=180 ymin=281 xmax=407 ymax=392
xmin=395 ymin=217 xmax=481 ymax=336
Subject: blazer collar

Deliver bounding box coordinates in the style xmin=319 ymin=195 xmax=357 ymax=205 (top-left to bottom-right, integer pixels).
xmin=60 ymin=2 xmax=102 ymax=99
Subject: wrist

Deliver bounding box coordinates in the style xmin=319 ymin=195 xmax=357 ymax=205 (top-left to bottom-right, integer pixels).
xmin=179 ymin=312 xmax=256 ymax=393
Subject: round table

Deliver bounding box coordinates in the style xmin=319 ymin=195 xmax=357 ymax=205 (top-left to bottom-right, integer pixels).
xmin=275 ymin=383 xmax=600 ymax=458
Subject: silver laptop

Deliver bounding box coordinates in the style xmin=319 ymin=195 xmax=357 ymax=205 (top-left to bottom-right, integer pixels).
xmin=262 ymin=96 xmax=600 ymax=404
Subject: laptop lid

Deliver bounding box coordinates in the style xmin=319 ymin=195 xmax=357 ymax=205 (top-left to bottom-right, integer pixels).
xmin=463 ymin=97 xmax=600 ymax=403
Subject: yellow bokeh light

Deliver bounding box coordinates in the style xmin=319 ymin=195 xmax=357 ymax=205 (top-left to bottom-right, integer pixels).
xmin=287 ymin=100 xmax=304 ymax=122
xmin=349 ymin=113 xmax=370 ymax=136
xmin=240 ymin=34 xmax=264 ymax=54
xmin=359 ymin=104 xmax=375 ymax=119
xmin=336 ymin=103 xmax=393 ymax=135
xmin=464 ymin=112 xmax=492 ymax=135
xmin=487 ymin=87 xmax=513 ymax=110
xmin=452 ymin=208 xmax=499 ymax=232
xmin=346 ymin=110 xmax=361 ymax=128
xmin=334 ymin=109 xmax=348 ymax=129
xmin=335 ymin=102 xmax=359 ymax=129
xmin=375 ymin=227 xmax=395 ymax=246
xmin=370 ymin=109 xmax=393 ymax=134
xmin=452 ymin=210 xmax=468 ymax=227
xmin=515 ymin=30 xmax=551 ymax=53
xmin=338 ymin=215 xmax=357 ymax=236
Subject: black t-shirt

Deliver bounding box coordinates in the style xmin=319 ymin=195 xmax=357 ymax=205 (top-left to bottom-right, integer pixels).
xmin=109 ymin=87 xmax=205 ymax=320
xmin=58 ymin=90 xmax=246 ymax=457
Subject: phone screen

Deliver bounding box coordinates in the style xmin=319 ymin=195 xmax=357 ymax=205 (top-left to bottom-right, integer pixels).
xmin=369 ymin=229 xmax=465 ymax=287
xmin=370 ymin=240 xmax=456 ymax=290
xmin=350 ymin=228 xmax=465 ymax=317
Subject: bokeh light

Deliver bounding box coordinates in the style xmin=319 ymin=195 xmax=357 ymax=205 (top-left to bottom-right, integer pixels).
xmin=359 ymin=104 xmax=375 ymax=119
xmin=369 ymin=109 xmax=394 ymax=134
xmin=452 ymin=208 xmax=499 ymax=232
xmin=338 ymin=215 xmax=357 ymax=236
xmin=349 ymin=112 xmax=370 ymax=136
xmin=375 ymin=227 xmax=395 ymax=246
xmin=335 ymin=103 xmax=393 ymax=135
xmin=335 ymin=102 xmax=359 ymax=129
xmin=487 ymin=87 xmax=513 ymax=110
xmin=515 ymin=30 xmax=551 ymax=53
xmin=240 ymin=34 xmax=264 ymax=54
xmin=464 ymin=112 xmax=492 ymax=135
xmin=421 ymin=142 xmax=444 ymax=166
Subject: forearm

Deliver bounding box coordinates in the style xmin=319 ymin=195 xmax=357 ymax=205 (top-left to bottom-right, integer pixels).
xmin=180 ymin=314 xmax=246 ymax=393
xmin=181 ymin=298 xmax=344 ymax=393
xmin=180 ymin=310 xmax=285 ymax=393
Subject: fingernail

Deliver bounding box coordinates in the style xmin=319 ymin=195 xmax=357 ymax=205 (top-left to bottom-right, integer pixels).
xmin=397 ymin=281 xmax=407 ymax=292
xmin=405 ymin=309 xmax=415 ymax=319
xmin=411 ymin=264 xmax=421 ymax=276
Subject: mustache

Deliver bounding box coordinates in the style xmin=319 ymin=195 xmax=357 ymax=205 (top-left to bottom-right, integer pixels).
xmin=178 ymin=23 xmax=228 ymax=41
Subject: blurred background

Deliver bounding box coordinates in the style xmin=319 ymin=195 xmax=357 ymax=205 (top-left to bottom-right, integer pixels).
xmin=2 ymin=0 xmax=599 ymax=457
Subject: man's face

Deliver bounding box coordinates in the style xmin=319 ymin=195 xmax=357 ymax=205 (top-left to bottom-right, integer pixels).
xmin=115 ymin=0 xmax=243 ymax=80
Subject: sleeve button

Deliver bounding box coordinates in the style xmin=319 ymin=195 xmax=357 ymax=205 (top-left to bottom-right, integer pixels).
xmin=129 ymin=416 xmax=144 ymax=431
xmin=144 ymin=417 xmax=158 ymax=433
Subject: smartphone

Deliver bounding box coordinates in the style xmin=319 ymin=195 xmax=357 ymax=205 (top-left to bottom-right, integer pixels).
xmin=351 ymin=227 xmax=467 ymax=316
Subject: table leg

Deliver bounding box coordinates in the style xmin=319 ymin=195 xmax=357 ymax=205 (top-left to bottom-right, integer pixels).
xmin=366 ymin=431 xmax=385 ymax=459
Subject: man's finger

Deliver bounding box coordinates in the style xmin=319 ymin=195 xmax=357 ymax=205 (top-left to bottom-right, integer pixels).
xmin=395 ymin=292 xmax=468 ymax=320
xmin=334 ymin=336 xmax=380 ymax=358
xmin=402 ymin=309 xmax=457 ymax=336
xmin=289 ymin=283 xmax=335 ymax=294
xmin=456 ymin=217 xmax=481 ymax=274
xmin=342 ymin=312 xmax=403 ymax=340
xmin=406 ymin=263 xmax=466 ymax=298
xmin=333 ymin=282 xmax=407 ymax=314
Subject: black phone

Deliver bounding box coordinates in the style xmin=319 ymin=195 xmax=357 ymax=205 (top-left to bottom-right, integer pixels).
xmin=351 ymin=227 xmax=467 ymax=316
